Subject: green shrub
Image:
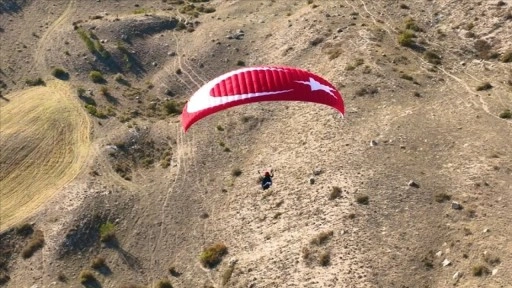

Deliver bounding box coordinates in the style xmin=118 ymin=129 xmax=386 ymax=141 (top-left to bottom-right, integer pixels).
xmin=424 ymin=50 xmax=441 ymax=65
xmin=89 ymin=70 xmax=104 ymax=83
xmin=163 ymin=100 xmax=184 ymax=115
xmin=398 ymin=30 xmax=415 ymax=47
xmin=21 ymin=230 xmax=44 ymax=259
xmin=318 ymin=251 xmax=330 ymax=266
xmin=355 ymin=195 xmax=369 ymax=205
xmin=51 ymin=68 xmax=69 ymax=79
xmin=156 ymin=279 xmax=173 ymax=288
xmin=91 ymin=256 xmax=106 ymax=269
xmin=231 ymin=168 xmax=242 ymax=177
xmin=85 ymin=104 xmax=107 ymax=118
xmin=310 ymin=230 xmax=334 ymax=246
xmin=329 ymin=186 xmax=342 ymax=200
xmin=79 ymin=270 xmax=96 ymax=284
xmin=434 ymin=193 xmax=451 ymax=203
xmin=472 ymin=264 xmax=490 ymax=276
xmin=499 ymin=109 xmax=511 ymax=119
xmin=500 ymin=51 xmax=512 ymax=63
xmin=476 ymin=82 xmax=492 ymax=91
xmin=99 ymin=221 xmax=116 ymax=242
xmin=77 ymin=28 xmax=95 ymax=53
xmin=25 ymin=78 xmax=45 ymax=86
xmin=200 ymin=243 xmax=228 ymax=268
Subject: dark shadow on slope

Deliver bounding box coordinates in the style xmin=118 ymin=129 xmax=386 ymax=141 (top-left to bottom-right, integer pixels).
xmin=103 ymin=238 xmax=142 ymax=271
xmin=0 ymin=0 xmax=26 ymax=15
xmin=82 ymin=279 xmax=102 ymax=288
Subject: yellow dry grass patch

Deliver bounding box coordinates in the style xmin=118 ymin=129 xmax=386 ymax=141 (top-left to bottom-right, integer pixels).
xmin=0 ymin=80 xmax=91 ymax=230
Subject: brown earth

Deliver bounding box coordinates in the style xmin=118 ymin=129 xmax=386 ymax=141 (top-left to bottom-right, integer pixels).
xmin=0 ymin=0 xmax=511 ymax=287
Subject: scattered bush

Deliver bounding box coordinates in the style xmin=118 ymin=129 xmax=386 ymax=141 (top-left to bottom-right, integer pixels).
xmin=85 ymin=104 xmax=107 ymax=118
xmin=221 ymin=265 xmax=235 ymax=285
xmin=483 ymin=253 xmax=501 ymax=266
xmin=236 ymin=60 xmax=246 ymax=66
xmin=424 ymin=50 xmax=441 ymax=65
xmin=156 ymin=279 xmax=173 ymax=288
xmin=91 ymin=256 xmax=106 ymax=269
xmin=216 ymin=125 xmax=224 ymax=131
xmin=51 ymin=68 xmax=69 ymax=80
xmin=500 ymin=51 xmax=512 ymax=63
xmin=434 ymin=192 xmax=451 ymax=203
xmin=476 ymin=82 xmax=492 ymax=91
xmin=89 ymin=70 xmax=105 ymax=83
xmin=310 ymin=37 xmax=324 ymax=46
xmin=400 ymin=73 xmax=414 ymax=81
xmin=21 ymin=230 xmax=44 ymax=259
xmin=231 ymin=168 xmax=242 ymax=177
xmin=25 ymin=78 xmax=45 ymax=86
xmin=472 ymin=264 xmax=490 ymax=276
xmin=318 ymin=251 xmax=330 ymax=266
xmin=404 ymin=17 xmax=422 ymax=32
xmin=57 ymin=272 xmax=67 ymax=282
xmin=79 ymin=270 xmax=96 ymax=284
xmin=77 ymin=28 xmax=95 ymax=53
xmin=355 ymin=195 xmax=369 ymax=205
xmin=163 ymin=100 xmax=184 ymax=115
xmin=398 ymin=30 xmax=415 ymax=47
xmin=15 ymin=223 xmax=34 ymax=236
xmin=99 ymin=221 xmax=116 ymax=242
xmin=200 ymin=243 xmax=228 ymax=268
xmin=0 ymin=271 xmax=10 ymax=285
xmin=310 ymin=230 xmax=334 ymax=246
xmin=100 ymin=86 xmax=109 ymax=96
xmin=329 ymin=186 xmax=342 ymax=200
xmin=499 ymin=109 xmax=511 ymax=119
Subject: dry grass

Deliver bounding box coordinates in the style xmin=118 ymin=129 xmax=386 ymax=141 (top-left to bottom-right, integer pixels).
xmin=310 ymin=231 xmax=334 ymax=246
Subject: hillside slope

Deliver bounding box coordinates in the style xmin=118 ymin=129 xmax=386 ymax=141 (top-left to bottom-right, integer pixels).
xmin=0 ymin=0 xmax=511 ymax=287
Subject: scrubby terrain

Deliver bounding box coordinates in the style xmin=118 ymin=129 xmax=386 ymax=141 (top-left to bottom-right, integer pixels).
xmin=0 ymin=0 xmax=511 ymax=287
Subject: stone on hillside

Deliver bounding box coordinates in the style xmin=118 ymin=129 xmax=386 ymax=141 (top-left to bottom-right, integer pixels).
xmin=408 ymin=180 xmax=420 ymax=188
xmin=442 ymin=259 xmax=451 ymax=267
xmin=453 ymin=271 xmax=462 ymax=280
xmin=313 ymin=168 xmax=323 ymax=175
xmin=492 ymin=268 xmax=498 ymax=276
xmin=451 ymin=201 xmax=463 ymax=210
xmin=309 ymin=177 xmax=315 ymax=184
xmin=436 ymin=251 xmax=442 ymax=257
xmin=370 ymin=140 xmax=378 ymax=146
xmin=483 ymin=228 xmax=490 ymax=233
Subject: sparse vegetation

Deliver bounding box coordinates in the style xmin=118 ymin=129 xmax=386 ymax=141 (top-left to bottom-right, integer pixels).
xmin=79 ymin=270 xmax=96 ymax=284
xmin=318 ymin=251 xmax=330 ymax=266
xmin=500 ymin=51 xmax=512 ymax=63
xmin=85 ymin=104 xmax=107 ymax=118
xmin=310 ymin=230 xmax=334 ymax=246
xmin=499 ymin=109 xmax=511 ymax=119
xmin=231 ymin=168 xmax=242 ymax=177
xmin=57 ymin=272 xmax=67 ymax=282
xmin=156 ymin=279 xmax=173 ymax=288
xmin=89 ymin=70 xmax=105 ymax=83
xmin=236 ymin=60 xmax=246 ymax=66
xmin=472 ymin=264 xmax=490 ymax=276
xmin=163 ymin=100 xmax=184 ymax=115
xmin=221 ymin=266 xmax=235 ymax=285
xmin=434 ymin=192 xmax=451 ymax=203
xmin=51 ymin=68 xmax=69 ymax=80
xmin=21 ymin=229 xmax=44 ymax=259
xmin=99 ymin=221 xmax=116 ymax=242
xmin=25 ymin=78 xmax=45 ymax=86
xmin=91 ymin=256 xmax=106 ymax=269
xmin=355 ymin=195 xmax=369 ymax=205
xmin=77 ymin=28 xmax=95 ymax=53
xmin=329 ymin=186 xmax=342 ymax=200
xmin=398 ymin=30 xmax=415 ymax=47
xmin=476 ymin=82 xmax=492 ymax=91
xmin=424 ymin=50 xmax=441 ymax=65
xmin=200 ymin=243 xmax=228 ymax=268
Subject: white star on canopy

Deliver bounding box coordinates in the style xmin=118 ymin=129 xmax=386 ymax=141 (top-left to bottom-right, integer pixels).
xmin=295 ymin=77 xmax=336 ymax=97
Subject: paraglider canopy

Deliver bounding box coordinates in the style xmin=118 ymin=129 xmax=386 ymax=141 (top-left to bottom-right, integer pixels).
xmin=180 ymin=65 xmax=344 ymax=131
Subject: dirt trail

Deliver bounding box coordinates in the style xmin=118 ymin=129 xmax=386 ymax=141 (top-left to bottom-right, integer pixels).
xmin=33 ymin=0 xmax=76 ymax=72
xmin=0 ymin=80 xmax=91 ymax=230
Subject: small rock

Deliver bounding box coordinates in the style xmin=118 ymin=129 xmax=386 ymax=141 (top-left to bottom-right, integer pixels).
xmin=309 ymin=177 xmax=315 ymax=184
xmin=442 ymin=259 xmax=451 ymax=267
xmin=435 ymin=251 xmax=443 ymax=257
xmin=492 ymin=268 xmax=498 ymax=276
xmin=370 ymin=140 xmax=378 ymax=146
xmin=451 ymin=201 xmax=463 ymax=210
xmin=453 ymin=271 xmax=462 ymax=280
xmin=408 ymin=180 xmax=420 ymax=188
xmin=313 ymin=168 xmax=323 ymax=176
xmin=483 ymin=228 xmax=490 ymax=233
xmin=152 ymin=62 xmax=157 ymax=67
xmin=168 ymin=51 xmax=176 ymax=56
xmin=229 ymin=258 xmax=238 ymax=267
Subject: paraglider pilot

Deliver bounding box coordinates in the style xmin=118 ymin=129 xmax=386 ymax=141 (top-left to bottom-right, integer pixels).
xmin=259 ymin=169 xmax=274 ymax=190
